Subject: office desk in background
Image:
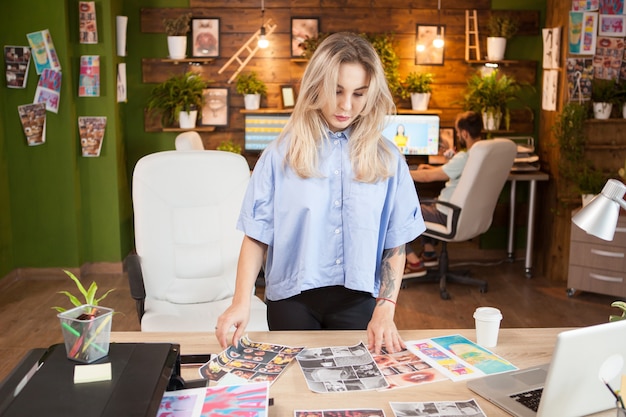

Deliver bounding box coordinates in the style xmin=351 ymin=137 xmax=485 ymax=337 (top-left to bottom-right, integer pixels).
xmin=110 ymin=328 xmax=614 ymax=417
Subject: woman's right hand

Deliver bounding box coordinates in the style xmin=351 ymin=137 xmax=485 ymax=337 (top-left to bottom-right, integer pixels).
xmin=215 ymin=300 xmax=251 ymax=349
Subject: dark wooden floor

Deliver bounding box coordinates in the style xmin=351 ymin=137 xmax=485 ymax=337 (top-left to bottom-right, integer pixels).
xmin=0 ymin=247 xmax=620 ymax=381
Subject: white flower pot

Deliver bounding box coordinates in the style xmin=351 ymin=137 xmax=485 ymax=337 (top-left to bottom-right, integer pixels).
xmin=410 ymin=93 xmax=431 ymax=111
xmin=167 ymin=36 xmax=187 ymax=59
xmin=244 ymin=94 xmax=261 ymax=110
xmin=592 ymin=102 xmax=612 ymax=120
xmin=482 ymin=110 xmax=502 ymax=131
xmin=486 ymin=37 xmax=507 ymax=61
xmin=178 ymin=110 xmax=198 ymax=129
xmin=622 ymin=103 xmax=626 ymax=118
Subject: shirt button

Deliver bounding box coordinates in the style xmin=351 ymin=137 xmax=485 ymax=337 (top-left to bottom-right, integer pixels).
xmin=335 ymin=259 xmax=341 ymax=265
xmin=334 ymin=170 xmax=339 ymax=175
xmin=334 ymin=140 xmax=339 ymax=145
xmin=334 ymin=228 xmax=340 ymax=234
xmin=334 ymin=200 xmax=340 ymax=206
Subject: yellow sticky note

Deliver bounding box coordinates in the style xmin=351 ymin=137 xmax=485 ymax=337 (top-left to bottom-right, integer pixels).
xmin=73 ymin=362 xmax=112 ymax=384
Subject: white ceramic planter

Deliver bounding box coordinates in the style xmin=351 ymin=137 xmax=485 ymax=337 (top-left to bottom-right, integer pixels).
xmin=178 ymin=110 xmax=198 ymax=129
xmin=482 ymin=110 xmax=502 ymax=131
xmin=486 ymin=37 xmax=507 ymax=61
xmin=244 ymin=94 xmax=261 ymax=110
xmin=410 ymin=93 xmax=431 ymax=111
xmin=622 ymin=103 xmax=626 ymax=118
xmin=592 ymin=102 xmax=612 ymax=120
xmin=167 ymin=36 xmax=187 ymax=59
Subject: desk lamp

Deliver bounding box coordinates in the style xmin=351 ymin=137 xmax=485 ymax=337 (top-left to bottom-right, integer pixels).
xmin=572 ymin=179 xmax=626 ymax=241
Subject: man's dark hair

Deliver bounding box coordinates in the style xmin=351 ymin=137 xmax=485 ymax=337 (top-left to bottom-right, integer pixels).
xmin=455 ymin=111 xmax=483 ymax=139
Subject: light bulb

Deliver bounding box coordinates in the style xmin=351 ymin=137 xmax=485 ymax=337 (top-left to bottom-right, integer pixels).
xmin=433 ymin=36 xmax=444 ymax=49
xmin=258 ymin=27 xmax=269 ymax=49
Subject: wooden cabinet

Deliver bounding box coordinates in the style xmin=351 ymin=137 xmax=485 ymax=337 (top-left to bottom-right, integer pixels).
xmin=567 ymin=211 xmax=626 ymax=297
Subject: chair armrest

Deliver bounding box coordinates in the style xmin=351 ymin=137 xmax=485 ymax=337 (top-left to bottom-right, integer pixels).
xmin=123 ymin=253 xmax=145 ymax=325
xmin=422 ymin=200 xmax=462 ymax=240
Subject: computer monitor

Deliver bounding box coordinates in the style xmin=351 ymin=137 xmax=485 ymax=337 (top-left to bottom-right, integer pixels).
xmin=382 ymin=114 xmax=440 ymax=155
xmin=244 ymin=113 xmax=290 ymax=152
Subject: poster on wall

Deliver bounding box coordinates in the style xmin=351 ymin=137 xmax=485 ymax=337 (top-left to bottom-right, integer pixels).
xmin=79 ymin=1 xmax=98 ymax=44
xmin=34 ymin=68 xmax=62 ymax=113
xmin=78 ymin=55 xmax=100 ymax=97
xmin=17 ymin=103 xmax=46 ymax=146
xmin=599 ymin=0 xmax=624 ymax=14
xmin=542 ymin=27 xmax=561 ymax=69
xmin=117 ymin=63 xmax=127 ymax=103
xmin=78 ymin=116 xmax=106 ymax=157
xmin=572 ymin=0 xmax=600 ymax=10
xmin=566 ymin=58 xmax=593 ymax=102
xmin=26 ymin=29 xmax=61 ymax=74
xmin=4 ymin=46 xmax=31 ymax=88
xmin=542 ymin=70 xmax=559 ymax=111
xmin=593 ymin=36 xmax=623 ymax=79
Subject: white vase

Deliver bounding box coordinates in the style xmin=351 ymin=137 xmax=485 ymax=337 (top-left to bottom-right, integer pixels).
xmin=592 ymin=102 xmax=612 ymax=120
xmin=482 ymin=110 xmax=502 ymax=131
xmin=410 ymin=93 xmax=431 ymax=111
xmin=244 ymin=94 xmax=261 ymax=110
xmin=178 ymin=110 xmax=198 ymax=129
xmin=486 ymin=37 xmax=507 ymax=61
xmin=167 ymin=36 xmax=187 ymax=59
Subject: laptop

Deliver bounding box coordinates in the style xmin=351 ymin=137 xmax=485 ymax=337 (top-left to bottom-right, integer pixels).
xmin=467 ymin=320 xmax=626 ymax=417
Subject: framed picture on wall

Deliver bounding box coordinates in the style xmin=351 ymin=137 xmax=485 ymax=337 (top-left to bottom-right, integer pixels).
xmin=191 ymin=18 xmax=220 ymax=58
xmin=291 ymin=17 xmax=319 ymax=57
xmin=280 ymin=85 xmax=296 ymax=108
xmin=599 ymin=14 xmax=626 ymax=37
xmin=200 ymin=88 xmax=229 ymax=126
xmin=415 ymin=24 xmax=445 ymax=65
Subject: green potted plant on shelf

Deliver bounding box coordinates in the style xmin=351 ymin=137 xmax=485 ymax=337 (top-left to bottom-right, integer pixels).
xmin=147 ymin=71 xmax=209 ymax=129
xmin=486 ymin=14 xmax=519 ymax=61
xmin=591 ymin=78 xmax=619 ymax=120
xmin=462 ymin=69 xmax=520 ymax=131
xmin=236 ymin=72 xmax=267 ymax=110
xmin=402 ymin=72 xmax=434 ymax=111
xmin=163 ymin=12 xmax=192 ymax=59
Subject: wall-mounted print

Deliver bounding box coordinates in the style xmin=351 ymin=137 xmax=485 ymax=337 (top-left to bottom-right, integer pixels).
xmin=201 ymin=88 xmax=229 ymax=126
xmin=291 ymin=17 xmax=319 ymax=57
xmin=415 ymin=24 xmax=445 ymax=65
xmin=280 ymin=85 xmax=296 ymax=109
xmin=192 ymin=18 xmax=220 ymax=58
xmin=599 ymin=14 xmax=626 ymax=37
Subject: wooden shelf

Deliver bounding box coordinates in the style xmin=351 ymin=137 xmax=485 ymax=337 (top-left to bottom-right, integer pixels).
xmin=240 ymin=108 xmax=293 ymax=114
xmin=465 ymin=59 xmax=534 ymax=66
xmin=161 ymin=126 xmax=216 ymax=132
xmin=396 ymin=109 xmax=442 ymax=115
xmin=152 ymin=57 xmax=215 ymax=65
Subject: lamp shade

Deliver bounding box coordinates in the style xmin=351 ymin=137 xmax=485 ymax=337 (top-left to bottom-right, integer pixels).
xmin=572 ymin=179 xmax=626 ymax=241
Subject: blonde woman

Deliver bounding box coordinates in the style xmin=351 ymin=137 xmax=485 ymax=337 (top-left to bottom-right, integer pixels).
xmin=216 ymin=32 xmax=424 ymax=354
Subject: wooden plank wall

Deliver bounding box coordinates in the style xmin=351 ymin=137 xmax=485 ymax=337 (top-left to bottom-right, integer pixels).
xmin=140 ymin=1 xmax=540 ymax=157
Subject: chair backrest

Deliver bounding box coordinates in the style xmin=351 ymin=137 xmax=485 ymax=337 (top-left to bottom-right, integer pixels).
xmin=175 ymin=131 xmax=204 ymax=150
xmin=132 ymin=150 xmax=249 ymax=305
xmin=446 ymin=138 xmax=517 ymax=241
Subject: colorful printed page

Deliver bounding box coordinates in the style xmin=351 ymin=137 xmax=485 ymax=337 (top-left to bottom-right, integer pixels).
xmin=35 ymin=68 xmax=61 ymax=113
xmin=200 ymin=381 xmax=269 ymax=417
xmin=296 ymin=342 xmax=388 ymax=393
xmin=406 ymin=335 xmax=517 ymax=382
xmin=78 ymin=116 xmax=106 ymax=157
xmin=79 ymin=55 xmax=100 ymax=97
xmin=390 ymin=399 xmax=487 ymax=417
xmin=17 ymin=103 xmax=46 ymax=146
xmin=373 ymin=346 xmax=447 ymax=390
xmin=295 ymin=409 xmax=385 ymax=417
xmin=26 ymin=29 xmax=60 ymax=74
xmin=158 ymin=387 xmax=205 ymax=417
xmin=79 ymin=1 xmax=98 ymax=44
xmin=4 ymin=46 xmax=31 ymax=88
xmin=199 ymin=335 xmax=304 ymax=386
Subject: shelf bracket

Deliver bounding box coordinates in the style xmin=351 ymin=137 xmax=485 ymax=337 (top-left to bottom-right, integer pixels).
xmin=218 ymin=18 xmax=277 ymax=84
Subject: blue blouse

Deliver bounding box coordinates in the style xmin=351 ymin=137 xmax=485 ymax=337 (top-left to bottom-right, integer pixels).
xmin=237 ymin=129 xmax=425 ymax=301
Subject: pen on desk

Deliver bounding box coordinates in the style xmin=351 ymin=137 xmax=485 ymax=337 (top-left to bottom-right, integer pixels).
xmin=61 ymin=322 xmax=80 ymax=337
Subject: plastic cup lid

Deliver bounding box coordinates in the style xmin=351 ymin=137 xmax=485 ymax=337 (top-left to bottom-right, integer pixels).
xmin=473 ymin=306 xmax=502 ymax=321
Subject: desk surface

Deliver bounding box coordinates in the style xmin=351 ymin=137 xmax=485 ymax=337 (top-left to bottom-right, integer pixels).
xmin=111 ymin=328 xmax=612 ymax=416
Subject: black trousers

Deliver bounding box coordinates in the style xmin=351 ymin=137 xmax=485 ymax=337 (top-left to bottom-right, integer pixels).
xmin=266 ymin=285 xmax=376 ymax=330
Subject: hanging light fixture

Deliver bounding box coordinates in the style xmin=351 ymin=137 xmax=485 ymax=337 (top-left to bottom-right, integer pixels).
xmin=257 ymin=0 xmax=269 ymax=49
xmin=433 ymin=0 xmax=444 ymax=49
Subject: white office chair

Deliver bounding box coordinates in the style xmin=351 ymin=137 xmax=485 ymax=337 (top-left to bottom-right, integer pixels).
xmin=126 ymin=150 xmax=268 ymax=331
xmin=175 ymin=131 xmax=204 ymax=150
xmin=403 ymin=138 xmax=517 ymax=300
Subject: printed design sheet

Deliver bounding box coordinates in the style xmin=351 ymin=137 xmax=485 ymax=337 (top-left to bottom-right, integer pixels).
xmin=295 ymin=409 xmax=385 ymax=417
xmin=35 ymin=68 xmax=62 ymax=113
xmin=406 ymin=334 xmax=517 ymax=382
xmin=199 ymin=335 xmax=303 ymax=386
xmin=390 ymin=399 xmax=486 ymax=417
xmin=373 ymin=346 xmax=447 ymax=390
xmin=296 ymin=342 xmax=388 ymax=393
xmin=4 ymin=46 xmax=31 ymax=88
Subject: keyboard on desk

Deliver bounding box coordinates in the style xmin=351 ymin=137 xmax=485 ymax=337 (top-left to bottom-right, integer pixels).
xmin=510 ymin=387 xmax=543 ymax=412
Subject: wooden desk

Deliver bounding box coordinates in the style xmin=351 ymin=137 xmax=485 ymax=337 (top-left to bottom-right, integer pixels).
xmin=110 ymin=328 xmax=613 ymax=416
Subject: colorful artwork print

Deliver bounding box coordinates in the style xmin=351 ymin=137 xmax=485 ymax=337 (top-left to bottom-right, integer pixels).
xmin=79 ymin=55 xmax=100 ymax=97
xmin=17 ymin=103 xmax=46 ymax=146
xmin=567 ymin=58 xmax=594 ymax=101
xmin=158 ymin=388 xmax=204 ymax=417
xmin=199 ymin=336 xmax=303 ymax=386
xmin=34 ymin=68 xmax=62 ymax=113
xmin=200 ymin=382 xmax=269 ymax=417
xmin=599 ymin=0 xmax=624 ymax=14
xmin=572 ymin=0 xmax=600 ymax=10
xmin=79 ymin=1 xmax=98 ymax=44
xmin=373 ymin=346 xmax=446 ymax=390
xmin=430 ymin=335 xmax=518 ymax=376
xmin=599 ymin=14 xmax=626 ymax=36
xmin=4 ymin=46 xmax=31 ymax=88
xmin=78 ymin=116 xmax=106 ymax=157
xmin=26 ymin=29 xmax=61 ymax=74
xmin=593 ymin=36 xmax=624 ymax=80
xmin=295 ymin=409 xmax=385 ymax=417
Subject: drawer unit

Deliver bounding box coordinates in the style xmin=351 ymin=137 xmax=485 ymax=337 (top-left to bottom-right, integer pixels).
xmin=567 ymin=211 xmax=626 ymax=297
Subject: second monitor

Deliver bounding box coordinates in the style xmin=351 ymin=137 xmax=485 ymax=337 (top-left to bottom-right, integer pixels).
xmin=382 ymin=114 xmax=440 ymax=156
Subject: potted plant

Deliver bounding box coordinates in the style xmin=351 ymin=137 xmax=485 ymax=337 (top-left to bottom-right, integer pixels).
xmin=236 ymin=72 xmax=267 ymax=110
xmin=147 ymin=71 xmax=208 ymax=128
xmin=298 ymin=32 xmax=329 ymax=60
xmin=163 ymin=13 xmax=192 ymax=59
xmin=403 ymin=72 xmax=434 ymax=111
xmin=462 ymin=69 xmax=520 ymax=131
xmin=486 ymin=14 xmax=519 ymax=61
xmin=53 ymin=270 xmax=115 ymax=363
xmin=217 ymin=140 xmax=242 ymax=154
xmin=591 ymin=78 xmax=619 ymax=120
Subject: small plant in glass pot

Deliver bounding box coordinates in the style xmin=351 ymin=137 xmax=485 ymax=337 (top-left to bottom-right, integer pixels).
xmin=163 ymin=13 xmax=192 ymax=59
xmin=147 ymin=71 xmax=208 ymax=129
xmin=53 ymin=270 xmax=115 ymax=363
xmin=486 ymin=14 xmax=519 ymax=61
xmin=236 ymin=72 xmax=267 ymax=110
xmin=402 ymin=72 xmax=434 ymax=111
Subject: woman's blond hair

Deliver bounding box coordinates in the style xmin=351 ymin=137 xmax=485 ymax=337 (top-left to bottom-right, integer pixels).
xmin=278 ymin=32 xmax=396 ymax=182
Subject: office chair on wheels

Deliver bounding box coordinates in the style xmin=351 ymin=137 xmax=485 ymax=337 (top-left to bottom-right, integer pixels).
xmin=127 ymin=150 xmax=268 ymax=331
xmin=403 ymin=138 xmax=517 ymax=300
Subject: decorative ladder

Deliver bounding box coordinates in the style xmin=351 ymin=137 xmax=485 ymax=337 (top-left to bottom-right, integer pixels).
xmin=218 ymin=18 xmax=277 ymax=84
xmin=465 ymin=10 xmax=481 ymax=61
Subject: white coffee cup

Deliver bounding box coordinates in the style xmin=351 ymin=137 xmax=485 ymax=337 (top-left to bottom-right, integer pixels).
xmin=473 ymin=307 xmax=503 ymax=348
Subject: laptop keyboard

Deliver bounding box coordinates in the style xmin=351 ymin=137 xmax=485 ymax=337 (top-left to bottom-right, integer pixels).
xmin=510 ymin=387 xmax=543 ymax=412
